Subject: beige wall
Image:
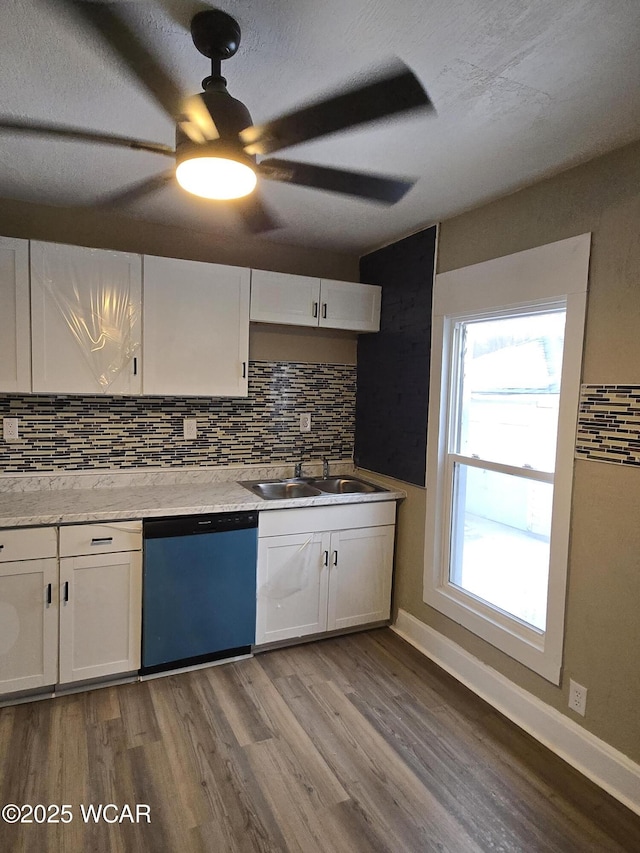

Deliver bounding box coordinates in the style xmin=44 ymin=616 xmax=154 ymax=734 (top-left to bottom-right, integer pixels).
xmin=393 ymin=139 xmax=640 ymax=762
xmin=250 ymin=324 xmax=357 ymax=365
xmin=0 ymin=196 xmax=359 ymax=281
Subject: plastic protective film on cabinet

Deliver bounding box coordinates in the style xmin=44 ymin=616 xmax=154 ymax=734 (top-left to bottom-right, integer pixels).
xmin=35 ymin=246 xmax=140 ymax=391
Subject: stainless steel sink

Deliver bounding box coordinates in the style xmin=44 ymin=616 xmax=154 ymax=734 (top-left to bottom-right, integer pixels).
xmin=240 ymin=479 xmax=323 ymax=500
xmin=308 ymin=477 xmax=384 ymax=494
xmin=240 ymin=475 xmax=386 ymax=500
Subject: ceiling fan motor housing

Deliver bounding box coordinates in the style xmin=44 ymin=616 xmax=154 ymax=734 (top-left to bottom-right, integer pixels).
xmin=175 ymin=86 xmax=256 ymax=170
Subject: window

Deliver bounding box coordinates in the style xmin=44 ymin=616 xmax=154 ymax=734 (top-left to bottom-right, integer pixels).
xmin=424 ymin=235 xmax=590 ymax=683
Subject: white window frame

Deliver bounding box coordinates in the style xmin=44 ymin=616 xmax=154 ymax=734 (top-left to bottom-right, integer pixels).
xmin=424 ymin=234 xmax=591 ymax=684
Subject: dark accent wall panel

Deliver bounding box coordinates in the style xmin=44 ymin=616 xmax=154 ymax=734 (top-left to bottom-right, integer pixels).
xmin=355 ymin=226 xmax=436 ymax=486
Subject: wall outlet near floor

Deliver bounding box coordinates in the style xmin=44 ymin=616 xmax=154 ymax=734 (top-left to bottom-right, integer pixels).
xmin=299 ymin=413 xmax=312 ymax=432
xmin=183 ymin=418 xmax=198 ymax=440
xmin=3 ymin=417 xmax=19 ymax=442
xmin=569 ymin=679 xmax=587 ymax=716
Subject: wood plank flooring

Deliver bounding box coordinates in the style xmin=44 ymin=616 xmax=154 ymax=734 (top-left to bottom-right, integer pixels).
xmin=1 ymin=628 xmax=639 ymax=852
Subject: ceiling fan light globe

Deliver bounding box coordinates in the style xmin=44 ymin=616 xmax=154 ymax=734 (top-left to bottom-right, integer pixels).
xmin=175 ymin=156 xmax=257 ymax=200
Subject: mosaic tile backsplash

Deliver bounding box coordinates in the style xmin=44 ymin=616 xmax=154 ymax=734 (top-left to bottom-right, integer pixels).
xmin=0 ymin=361 xmax=355 ymax=473
xmin=575 ymin=385 xmax=640 ymax=466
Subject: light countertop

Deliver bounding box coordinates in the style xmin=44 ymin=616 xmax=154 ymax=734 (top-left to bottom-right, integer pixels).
xmin=0 ymin=465 xmax=406 ymax=528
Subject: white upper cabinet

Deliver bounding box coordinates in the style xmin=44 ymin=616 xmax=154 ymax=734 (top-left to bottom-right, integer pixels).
xmin=250 ymin=269 xmax=320 ymax=327
xmin=30 ymin=241 xmax=142 ymax=395
xmin=319 ymin=279 xmax=382 ymax=332
xmin=0 ymin=236 xmax=31 ymax=393
xmin=250 ymin=268 xmax=381 ymax=332
xmin=143 ymin=255 xmax=250 ymax=397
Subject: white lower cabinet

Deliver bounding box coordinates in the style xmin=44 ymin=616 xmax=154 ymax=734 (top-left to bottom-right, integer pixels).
xmin=0 ymin=522 xmax=142 ymax=698
xmin=256 ymin=532 xmax=329 ymax=642
xmin=326 ymin=525 xmax=395 ymax=631
xmin=0 ymin=527 xmax=58 ymax=695
xmin=58 ymin=522 xmax=142 ymax=685
xmin=256 ymin=502 xmax=395 ymax=646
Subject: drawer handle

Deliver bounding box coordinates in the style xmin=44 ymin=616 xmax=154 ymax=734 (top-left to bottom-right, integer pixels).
xmin=313 ymin=302 xmax=318 ymax=318
xmin=91 ymin=537 xmax=113 ymax=545
xmin=46 ymin=583 xmax=52 ymax=606
xmin=63 ymin=581 xmax=69 ymax=603
xmin=322 ymin=303 xmax=327 ymax=319
xmin=0 ymin=544 xmax=3 ymax=551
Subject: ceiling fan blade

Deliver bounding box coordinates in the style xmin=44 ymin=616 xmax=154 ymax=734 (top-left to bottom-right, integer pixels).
xmin=50 ymin=0 xmax=182 ymax=116
xmin=98 ymin=171 xmax=175 ymax=207
xmin=180 ymin=94 xmax=219 ymax=144
xmin=0 ymin=117 xmax=175 ymax=156
xmin=48 ymin=0 xmax=217 ymax=143
xmin=240 ymin=63 xmax=434 ymax=156
xmin=232 ymin=190 xmax=280 ymax=233
xmin=259 ymin=158 xmax=414 ymax=204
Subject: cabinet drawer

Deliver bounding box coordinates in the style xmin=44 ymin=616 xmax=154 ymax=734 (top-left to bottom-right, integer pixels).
xmin=0 ymin=526 xmax=57 ymax=562
xmin=59 ymin=521 xmax=142 ymax=557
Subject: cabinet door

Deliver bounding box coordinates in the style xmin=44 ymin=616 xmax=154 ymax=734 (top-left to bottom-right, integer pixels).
xmin=0 ymin=237 xmax=31 ymax=393
xmin=327 ymin=525 xmax=394 ymax=631
xmin=30 ymin=241 xmax=142 ymax=395
xmin=256 ymin=532 xmax=329 ymax=645
xmin=250 ymin=269 xmax=320 ymax=327
xmin=319 ymin=280 xmax=381 ymax=332
xmin=58 ymin=551 xmax=142 ymax=684
xmin=143 ymin=255 xmax=250 ymax=396
xmin=0 ymin=559 xmax=58 ymax=694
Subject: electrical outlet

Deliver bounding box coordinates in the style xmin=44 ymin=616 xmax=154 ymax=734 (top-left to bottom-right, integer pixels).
xmin=183 ymin=418 xmax=198 ymax=440
xmin=569 ymin=679 xmax=587 ymax=716
xmin=299 ymin=413 xmax=311 ymax=432
xmin=3 ymin=418 xmax=19 ymax=442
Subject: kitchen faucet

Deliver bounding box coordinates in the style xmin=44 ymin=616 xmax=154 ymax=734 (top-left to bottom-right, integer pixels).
xmin=294 ymin=459 xmax=330 ymax=478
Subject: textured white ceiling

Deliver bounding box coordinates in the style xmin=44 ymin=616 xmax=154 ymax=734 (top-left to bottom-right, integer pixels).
xmin=0 ymin=0 xmax=639 ymax=254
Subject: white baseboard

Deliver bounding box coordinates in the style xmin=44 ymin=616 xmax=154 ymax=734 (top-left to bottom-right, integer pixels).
xmin=393 ymin=609 xmax=640 ymax=817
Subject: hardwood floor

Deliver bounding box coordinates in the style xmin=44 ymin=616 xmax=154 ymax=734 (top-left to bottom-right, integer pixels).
xmin=1 ymin=628 xmax=639 ymax=852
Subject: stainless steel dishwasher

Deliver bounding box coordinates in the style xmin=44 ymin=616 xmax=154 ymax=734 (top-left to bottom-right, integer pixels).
xmin=141 ymin=511 xmax=257 ymax=676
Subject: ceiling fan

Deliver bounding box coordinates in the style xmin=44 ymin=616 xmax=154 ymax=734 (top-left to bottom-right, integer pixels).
xmin=0 ymin=1 xmax=435 ymax=232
